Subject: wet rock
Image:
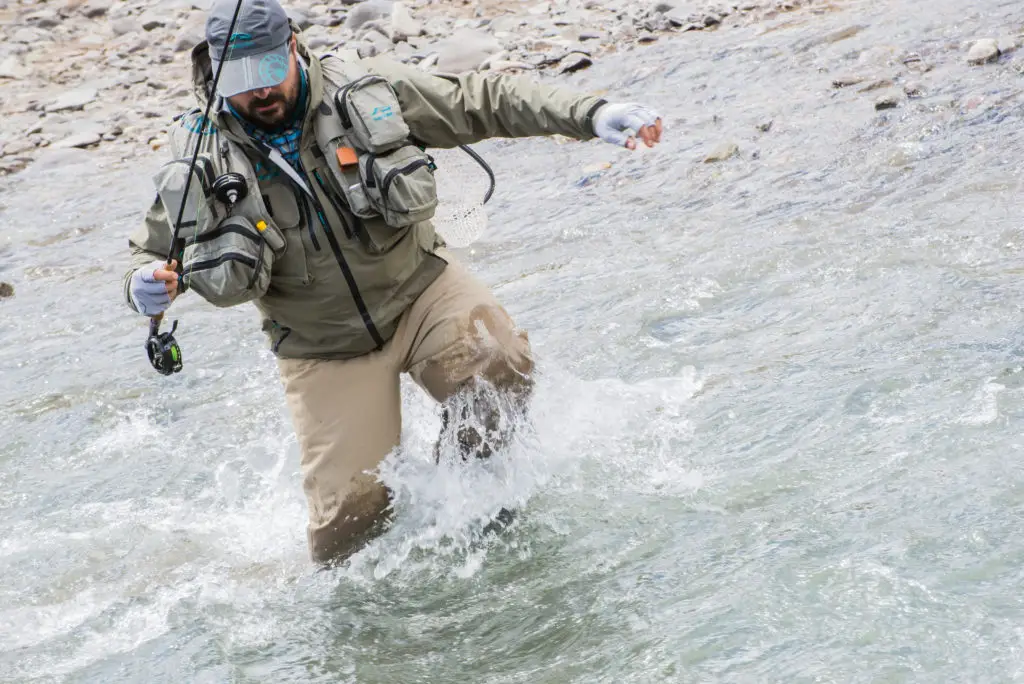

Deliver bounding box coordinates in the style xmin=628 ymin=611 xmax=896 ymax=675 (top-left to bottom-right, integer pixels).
xmin=436 ymin=29 xmax=501 ymax=73
xmin=757 ymin=120 xmax=773 ymax=133
xmin=44 ymin=87 xmax=97 ymax=113
xmin=558 ymin=51 xmax=593 ymax=73
xmin=967 ymin=39 xmax=1000 ymax=65
xmin=902 ymin=52 xmax=933 ymax=73
xmin=874 ymin=92 xmax=901 ymax=110
xmin=858 ymin=79 xmax=894 ymax=93
xmin=832 ymin=74 xmax=866 ymax=88
xmin=52 ymin=131 xmax=101 ymax=149
xmin=703 ymin=142 xmax=739 ymax=163
xmin=903 ymin=82 xmax=924 ymax=98
xmin=0 ymin=283 xmax=14 ymax=298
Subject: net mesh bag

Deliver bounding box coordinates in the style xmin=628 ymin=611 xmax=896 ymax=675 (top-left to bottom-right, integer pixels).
xmin=430 ymin=145 xmax=494 ymax=248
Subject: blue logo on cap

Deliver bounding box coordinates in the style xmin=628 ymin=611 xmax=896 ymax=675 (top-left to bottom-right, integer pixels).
xmin=258 ymin=53 xmax=289 ymax=85
xmin=228 ymin=32 xmax=253 ymax=47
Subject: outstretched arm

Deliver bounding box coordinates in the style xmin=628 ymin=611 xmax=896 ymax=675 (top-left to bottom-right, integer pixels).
xmin=362 ymin=58 xmax=608 ymax=148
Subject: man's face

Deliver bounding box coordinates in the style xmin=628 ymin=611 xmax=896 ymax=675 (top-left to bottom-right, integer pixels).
xmin=226 ymin=37 xmax=301 ymax=130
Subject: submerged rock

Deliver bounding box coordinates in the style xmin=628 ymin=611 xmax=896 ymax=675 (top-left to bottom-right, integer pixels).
xmin=967 ymin=39 xmax=1000 ymax=65
xmin=874 ymin=92 xmax=901 ymax=110
xmin=704 ymin=142 xmax=739 ymax=163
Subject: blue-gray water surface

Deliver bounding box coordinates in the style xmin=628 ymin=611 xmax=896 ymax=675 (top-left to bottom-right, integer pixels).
xmin=3 ymin=0 xmax=1024 ymax=681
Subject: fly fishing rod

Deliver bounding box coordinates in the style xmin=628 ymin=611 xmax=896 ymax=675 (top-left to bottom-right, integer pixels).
xmin=146 ymin=0 xmax=246 ymax=376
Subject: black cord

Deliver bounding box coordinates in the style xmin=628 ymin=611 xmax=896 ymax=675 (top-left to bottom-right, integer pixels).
xmin=458 ymin=144 xmax=496 ymax=204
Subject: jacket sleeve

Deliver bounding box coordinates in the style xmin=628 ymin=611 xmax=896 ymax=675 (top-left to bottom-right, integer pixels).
xmin=121 ymin=195 xmax=183 ymax=313
xmin=362 ymin=58 xmax=608 ymax=148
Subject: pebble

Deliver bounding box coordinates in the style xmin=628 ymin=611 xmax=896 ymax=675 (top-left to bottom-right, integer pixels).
xmin=704 ymin=142 xmax=739 ymax=163
xmin=874 ymin=92 xmax=901 ymax=110
xmin=967 ymin=39 xmax=1000 ymax=65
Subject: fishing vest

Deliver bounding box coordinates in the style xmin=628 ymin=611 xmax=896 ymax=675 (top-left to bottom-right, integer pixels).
xmin=152 ymin=53 xmax=439 ymax=310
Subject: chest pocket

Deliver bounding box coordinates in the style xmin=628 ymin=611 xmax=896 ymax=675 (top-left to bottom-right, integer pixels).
xmin=262 ymin=182 xmax=310 ymax=285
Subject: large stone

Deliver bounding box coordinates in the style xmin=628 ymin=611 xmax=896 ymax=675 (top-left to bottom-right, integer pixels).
xmin=139 ymin=12 xmax=167 ymax=32
xmin=81 ymin=1 xmax=108 ymax=18
xmin=173 ymin=11 xmax=206 ymax=53
xmin=435 ymin=29 xmax=501 ymax=73
xmin=110 ymin=19 xmax=136 ymax=37
xmin=0 ymin=283 xmax=14 ymax=298
xmin=558 ymin=51 xmax=593 ymax=73
xmin=967 ymin=39 xmax=1000 ymax=65
xmin=44 ymin=87 xmax=97 ymax=113
xmin=51 ymin=131 xmax=101 ymax=149
xmin=0 ymin=56 xmax=27 ymax=79
xmin=344 ymin=0 xmax=393 ymax=32
xmin=390 ymin=2 xmax=422 ymax=42
xmin=26 ymin=11 xmax=62 ymax=29
xmin=287 ymin=8 xmax=315 ymax=31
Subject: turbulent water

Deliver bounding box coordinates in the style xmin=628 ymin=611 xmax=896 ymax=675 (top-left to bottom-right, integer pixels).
xmin=3 ymin=0 xmax=1024 ymax=681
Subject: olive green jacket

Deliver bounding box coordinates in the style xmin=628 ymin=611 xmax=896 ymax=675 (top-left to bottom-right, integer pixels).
xmin=123 ymin=34 xmax=607 ymax=359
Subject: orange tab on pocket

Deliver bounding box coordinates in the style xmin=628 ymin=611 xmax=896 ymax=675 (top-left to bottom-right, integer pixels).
xmin=336 ymin=146 xmax=358 ymax=167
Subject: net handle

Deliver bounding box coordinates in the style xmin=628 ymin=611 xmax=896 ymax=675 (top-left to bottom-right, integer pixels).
xmin=457 ymin=144 xmax=495 ymax=204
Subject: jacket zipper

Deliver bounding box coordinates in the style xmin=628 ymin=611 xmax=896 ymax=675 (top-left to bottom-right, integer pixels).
xmin=292 ymin=184 xmax=321 ymax=251
xmin=300 ymin=163 xmax=385 ymax=350
xmin=312 ymin=169 xmax=354 ymax=239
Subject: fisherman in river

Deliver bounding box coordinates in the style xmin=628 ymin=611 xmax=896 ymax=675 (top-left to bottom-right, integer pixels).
xmin=122 ymin=0 xmax=663 ymax=565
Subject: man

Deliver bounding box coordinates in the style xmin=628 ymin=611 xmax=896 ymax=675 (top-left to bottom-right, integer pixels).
xmin=123 ymin=0 xmax=663 ymax=565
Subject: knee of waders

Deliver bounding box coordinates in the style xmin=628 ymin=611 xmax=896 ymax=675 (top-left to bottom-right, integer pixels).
xmin=436 ymin=378 xmax=530 ymax=463
xmin=307 ymin=484 xmax=392 ymax=565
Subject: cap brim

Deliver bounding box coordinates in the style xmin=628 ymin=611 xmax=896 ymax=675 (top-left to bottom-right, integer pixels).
xmin=214 ymin=41 xmax=290 ymax=98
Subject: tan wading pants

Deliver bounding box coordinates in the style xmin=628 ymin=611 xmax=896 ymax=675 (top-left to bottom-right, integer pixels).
xmin=277 ymin=250 xmax=534 ymax=564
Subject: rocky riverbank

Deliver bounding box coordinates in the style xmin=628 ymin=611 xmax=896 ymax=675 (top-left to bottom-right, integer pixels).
xmin=0 ymin=0 xmax=1019 ymax=179
xmin=0 ymin=0 xmax=831 ymax=177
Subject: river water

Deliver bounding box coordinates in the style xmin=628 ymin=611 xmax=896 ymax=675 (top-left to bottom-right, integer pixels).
xmin=3 ymin=0 xmax=1024 ymax=681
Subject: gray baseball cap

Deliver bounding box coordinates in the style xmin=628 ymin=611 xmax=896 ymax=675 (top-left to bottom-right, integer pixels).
xmin=205 ymin=0 xmax=293 ymax=98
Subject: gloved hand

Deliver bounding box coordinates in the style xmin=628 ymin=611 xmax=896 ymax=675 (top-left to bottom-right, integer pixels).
xmin=593 ymin=102 xmax=663 ymax=150
xmin=130 ymin=259 xmax=179 ymax=316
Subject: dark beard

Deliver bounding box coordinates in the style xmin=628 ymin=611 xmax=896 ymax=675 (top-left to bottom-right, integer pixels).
xmin=246 ymin=95 xmax=296 ymax=131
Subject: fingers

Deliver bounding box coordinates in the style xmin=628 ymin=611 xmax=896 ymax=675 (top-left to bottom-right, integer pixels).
xmin=153 ymin=259 xmax=178 ymax=283
xmin=622 ymin=110 xmax=663 ymax=149
xmin=637 ymin=119 xmax=663 ymax=148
